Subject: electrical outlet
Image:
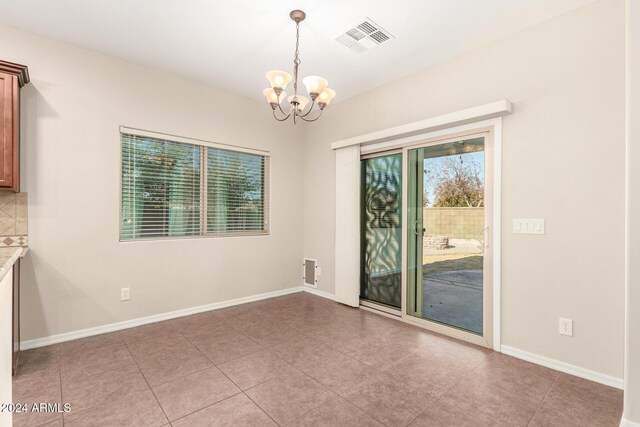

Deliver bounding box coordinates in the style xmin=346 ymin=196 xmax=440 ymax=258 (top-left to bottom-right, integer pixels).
xmin=559 ymin=318 xmax=573 ymax=336
xmin=121 ymin=287 xmax=131 ymax=301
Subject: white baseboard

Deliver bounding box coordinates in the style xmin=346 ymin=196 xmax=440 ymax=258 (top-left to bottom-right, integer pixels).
xmin=21 ymin=286 xmax=304 ymax=350
xmin=501 ymin=345 xmax=623 ymax=389
xmin=621 ymin=418 xmax=640 ymax=427
xmin=303 ymin=285 xmax=335 ymax=301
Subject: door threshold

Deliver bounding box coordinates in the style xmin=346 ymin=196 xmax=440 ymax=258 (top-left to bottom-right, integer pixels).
xmin=359 ymin=300 xmax=402 ymax=317
xmin=358 ymin=302 xmax=490 ymax=348
xmin=401 ymin=315 xmax=491 ymax=348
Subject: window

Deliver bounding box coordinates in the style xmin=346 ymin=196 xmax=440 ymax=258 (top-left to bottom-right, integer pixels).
xmin=120 ymin=129 xmax=269 ymax=241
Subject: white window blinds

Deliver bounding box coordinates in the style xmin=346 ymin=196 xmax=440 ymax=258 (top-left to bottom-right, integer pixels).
xmin=121 ymin=131 xmax=269 ymax=241
xmin=207 ymin=149 xmax=267 ymax=233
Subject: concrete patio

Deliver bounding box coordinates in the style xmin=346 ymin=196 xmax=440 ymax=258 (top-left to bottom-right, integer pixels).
xmin=422 ymin=239 xmax=484 ymax=334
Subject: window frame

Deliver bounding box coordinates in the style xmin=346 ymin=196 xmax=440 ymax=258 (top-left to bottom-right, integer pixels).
xmin=119 ymin=126 xmax=271 ymax=242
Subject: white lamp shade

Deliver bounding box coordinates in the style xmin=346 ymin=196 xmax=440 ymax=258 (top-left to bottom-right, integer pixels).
xmin=302 ymin=75 xmax=328 ymax=95
xmin=263 ymin=88 xmax=286 ymax=104
xmin=318 ymin=88 xmax=336 ymax=105
xmin=287 ymin=95 xmax=310 ymax=111
xmin=266 ymin=70 xmax=292 ymax=90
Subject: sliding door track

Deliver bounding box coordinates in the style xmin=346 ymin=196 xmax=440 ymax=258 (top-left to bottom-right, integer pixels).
xmin=359 ymin=299 xmax=402 ymax=317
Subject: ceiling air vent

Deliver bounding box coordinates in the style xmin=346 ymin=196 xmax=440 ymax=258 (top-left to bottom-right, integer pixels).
xmin=335 ymin=18 xmax=394 ymax=54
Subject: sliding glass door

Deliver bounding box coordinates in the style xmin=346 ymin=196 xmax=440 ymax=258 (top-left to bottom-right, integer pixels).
xmin=358 ymin=131 xmax=493 ymax=345
xmin=407 ymin=136 xmax=488 ymax=335
xmin=360 ymin=153 xmax=403 ymax=309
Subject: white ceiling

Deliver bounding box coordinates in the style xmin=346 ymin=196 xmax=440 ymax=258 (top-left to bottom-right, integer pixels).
xmin=0 ymin=0 xmax=597 ymax=102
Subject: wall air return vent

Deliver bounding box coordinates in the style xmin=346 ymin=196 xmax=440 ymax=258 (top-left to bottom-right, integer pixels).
xmin=335 ymin=18 xmax=394 ymax=53
xmin=303 ymin=258 xmax=318 ymax=287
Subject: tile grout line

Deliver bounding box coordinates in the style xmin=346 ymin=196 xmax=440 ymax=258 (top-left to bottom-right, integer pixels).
xmin=163 ymin=319 xmax=283 ymax=424
xmin=457 ymin=350 xmax=560 ymax=423
xmin=404 ymin=404 xmax=431 ymax=427
xmin=435 ymin=371 xmax=467 ymax=400
xmin=244 ymin=370 xmax=342 ymax=426
xmin=305 ymin=308 xmax=458 ymax=368
xmin=202 ymin=306 xmax=345 ymax=424
xmin=123 ymin=326 xmax=251 ymax=391
xmin=262 ymin=331 xmax=386 ymax=399
xmin=263 ymin=330 xmax=409 ymax=426
xmin=180 ymin=330 xmax=282 ymax=426
xmin=379 ymin=349 xmax=416 ymax=373
xmin=57 ymin=336 xmax=153 ymax=419
xmin=241 ymin=390 xmax=282 ymax=426
xmin=12 ymin=353 xmax=62 ymax=427
xmin=179 ymin=328 xmax=265 ymax=368
xmin=201 ymin=309 xmax=344 ymax=426
xmin=437 ymin=348 xmax=495 ymax=397
xmin=424 ymin=352 xmax=517 ymax=422
xmin=309 ymin=333 xmax=390 ymax=370
xmin=526 ymin=374 xmax=559 ymax=426
xmin=121 ymin=332 xmax=172 ymax=425
xmin=167 ymin=390 xmax=245 ymax=425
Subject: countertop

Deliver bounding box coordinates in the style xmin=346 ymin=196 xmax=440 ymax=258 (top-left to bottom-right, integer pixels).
xmin=0 ymin=247 xmax=27 ymax=281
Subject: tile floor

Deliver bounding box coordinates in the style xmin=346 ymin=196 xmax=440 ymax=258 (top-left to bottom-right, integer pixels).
xmin=12 ymin=292 xmax=623 ymax=427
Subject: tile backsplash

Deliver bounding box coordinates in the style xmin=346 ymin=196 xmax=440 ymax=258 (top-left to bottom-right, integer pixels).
xmin=0 ymin=192 xmax=28 ymax=247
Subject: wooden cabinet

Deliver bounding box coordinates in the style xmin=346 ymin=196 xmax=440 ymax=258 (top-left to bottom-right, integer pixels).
xmin=0 ymin=61 xmax=29 ymax=192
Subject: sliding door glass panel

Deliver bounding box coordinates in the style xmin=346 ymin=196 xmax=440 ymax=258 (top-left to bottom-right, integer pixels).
xmin=407 ymin=137 xmax=485 ymax=334
xmin=407 ymin=148 xmax=424 ymax=317
xmin=360 ymin=154 xmax=402 ymax=309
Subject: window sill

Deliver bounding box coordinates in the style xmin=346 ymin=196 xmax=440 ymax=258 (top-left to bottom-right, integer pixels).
xmin=119 ymin=231 xmax=270 ymax=243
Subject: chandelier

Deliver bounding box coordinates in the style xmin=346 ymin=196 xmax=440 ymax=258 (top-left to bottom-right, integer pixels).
xmin=263 ymin=10 xmax=336 ymax=124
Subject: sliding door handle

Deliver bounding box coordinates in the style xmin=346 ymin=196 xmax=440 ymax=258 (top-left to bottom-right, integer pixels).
xmin=482 ymin=226 xmax=490 ymax=249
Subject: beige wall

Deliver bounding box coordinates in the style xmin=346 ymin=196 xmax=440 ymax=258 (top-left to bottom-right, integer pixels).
xmin=0 ymin=24 xmax=305 ymax=341
xmin=304 ymin=0 xmax=625 ymax=380
xmin=624 ymin=0 xmax=640 ymax=422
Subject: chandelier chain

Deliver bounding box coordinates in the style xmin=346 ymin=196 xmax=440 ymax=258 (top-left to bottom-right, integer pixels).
xmin=293 ymin=21 xmax=301 ymax=98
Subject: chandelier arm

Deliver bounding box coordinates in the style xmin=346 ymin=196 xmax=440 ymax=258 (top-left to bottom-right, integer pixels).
xmin=276 ymin=91 xmax=292 ymax=116
xmin=300 ymin=98 xmax=317 ymax=118
xmin=277 ymin=101 xmax=289 ymax=116
xmin=272 ymin=108 xmax=291 ymax=122
xmin=298 ymin=108 xmax=323 ymax=122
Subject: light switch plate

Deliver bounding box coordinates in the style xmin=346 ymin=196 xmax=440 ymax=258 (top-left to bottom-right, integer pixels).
xmin=513 ymin=218 xmax=545 ymax=234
